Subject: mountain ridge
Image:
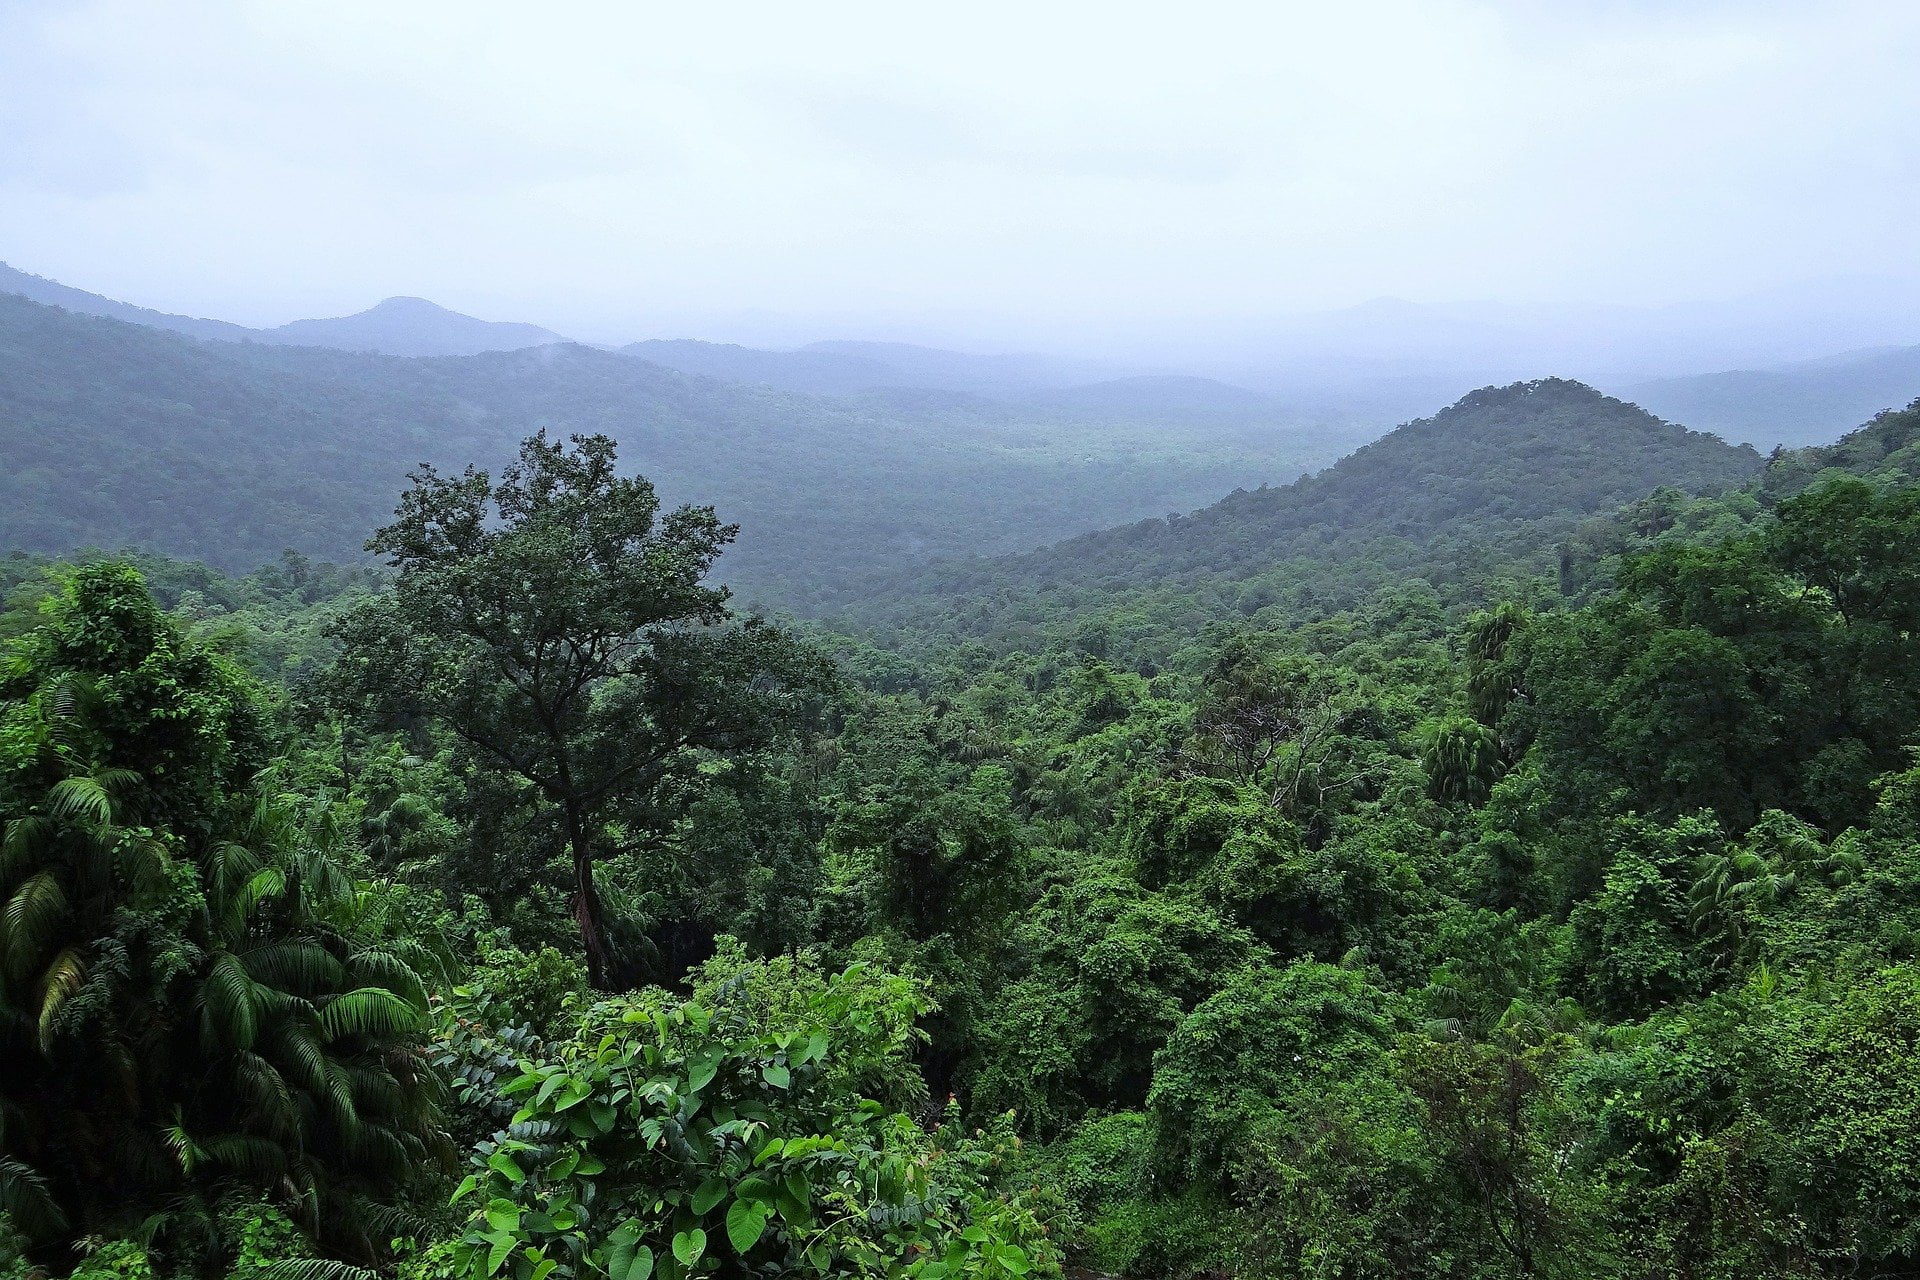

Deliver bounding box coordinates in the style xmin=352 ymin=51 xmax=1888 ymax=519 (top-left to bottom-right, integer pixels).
xmin=0 ymin=291 xmax=1343 ymax=604
xmin=0 ymin=261 xmax=569 ymax=358
xmin=825 ymin=377 xmax=1764 ymax=643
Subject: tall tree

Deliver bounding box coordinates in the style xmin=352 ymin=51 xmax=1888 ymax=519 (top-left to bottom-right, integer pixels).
xmin=329 ymin=432 xmax=829 ymax=987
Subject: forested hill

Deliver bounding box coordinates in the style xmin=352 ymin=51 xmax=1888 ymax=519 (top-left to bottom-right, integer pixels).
xmin=0 ymin=291 xmax=1348 ymax=605
xmin=830 ymin=378 xmax=1763 ymax=651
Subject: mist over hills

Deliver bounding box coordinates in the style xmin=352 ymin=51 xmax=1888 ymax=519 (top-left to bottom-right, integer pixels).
xmin=623 ymin=336 xmax=1135 ymax=399
xmin=0 ymin=262 xmax=569 ymax=357
xmin=0 ymin=290 xmax=1343 ymax=605
xmin=0 ymin=261 xmax=262 ymax=343
xmin=1621 ymin=342 xmax=1920 ymax=450
xmin=10 ymin=259 xmax=1920 ymax=452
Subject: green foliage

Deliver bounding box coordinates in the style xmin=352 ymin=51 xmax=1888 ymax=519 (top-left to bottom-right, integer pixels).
xmin=0 ymin=566 xmax=443 ymax=1268
xmin=834 ymin=378 xmax=1760 ymax=663
xmin=443 ymin=952 xmax=1055 ymax=1280
xmin=329 ymin=431 xmax=833 ymax=987
xmin=12 ymin=379 xmax=1920 ymax=1280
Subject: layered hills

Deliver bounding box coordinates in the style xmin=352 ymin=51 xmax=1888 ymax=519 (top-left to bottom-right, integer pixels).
xmin=0 ymin=262 xmax=566 ymax=357
xmin=0 ymin=291 xmax=1344 ymax=605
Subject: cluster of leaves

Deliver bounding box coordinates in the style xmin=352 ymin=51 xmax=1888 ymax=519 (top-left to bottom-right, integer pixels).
xmin=440 ymin=949 xmax=1053 ymax=1280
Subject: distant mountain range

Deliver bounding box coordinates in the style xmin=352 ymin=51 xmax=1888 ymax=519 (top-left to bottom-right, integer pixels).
xmin=0 ymin=290 xmax=1346 ymax=605
xmin=9 ymin=259 xmax=1920 ymax=451
xmin=0 ymin=261 xmax=568 ymax=357
xmin=1620 ymin=344 xmax=1920 ymax=450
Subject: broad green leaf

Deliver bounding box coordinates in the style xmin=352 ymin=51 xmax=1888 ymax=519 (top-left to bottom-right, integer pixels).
xmin=760 ymin=1063 xmax=790 ymax=1089
xmin=687 ymin=1051 xmax=721 ymax=1093
xmin=488 ymin=1151 xmax=526 ymax=1184
xmin=608 ymin=1223 xmax=650 ymax=1280
xmin=691 ymin=1177 xmax=727 ymax=1215
xmin=725 ymin=1200 xmax=768 ymax=1255
xmin=485 ymin=1199 xmax=521 ymax=1234
xmin=672 ymin=1228 xmax=706 ymax=1267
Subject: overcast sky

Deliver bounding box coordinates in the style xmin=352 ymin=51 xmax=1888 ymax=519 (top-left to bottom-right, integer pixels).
xmin=3 ymin=0 xmax=1919 ymax=353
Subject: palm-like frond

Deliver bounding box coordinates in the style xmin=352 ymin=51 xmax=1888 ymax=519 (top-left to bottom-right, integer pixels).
xmin=2 ymin=870 xmax=70 ymax=985
xmin=48 ymin=773 xmax=122 ymax=827
xmin=0 ymin=815 xmax=54 ymax=884
xmin=318 ymin=988 xmax=420 ymax=1042
xmin=342 ymin=948 xmax=427 ymax=1008
xmin=260 ymin=1259 xmax=379 ymax=1280
xmin=242 ymin=939 xmax=345 ymax=995
xmin=200 ymin=1133 xmax=290 ymax=1182
xmin=35 ymin=946 xmax=86 ymax=1051
xmin=230 ymin=1050 xmax=300 ymax=1138
xmin=0 ymin=1157 xmax=67 ymax=1240
xmin=266 ymin=1017 xmax=333 ymax=1095
xmin=206 ymin=840 xmax=264 ymax=909
xmin=202 ymin=951 xmax=262 ymax=1052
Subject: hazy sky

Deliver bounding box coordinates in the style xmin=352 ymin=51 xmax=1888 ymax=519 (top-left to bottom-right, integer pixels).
xmin=4 ymin=0 xmax=1919 ymax=351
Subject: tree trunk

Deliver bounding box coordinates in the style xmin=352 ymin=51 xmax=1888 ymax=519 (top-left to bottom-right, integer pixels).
xmin=566 ymin=805 xmax=618 ymax=990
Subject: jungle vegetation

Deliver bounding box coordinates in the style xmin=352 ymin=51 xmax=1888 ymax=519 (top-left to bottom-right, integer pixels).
xmin=4 ymin=380 xmax=1920 ymax=1280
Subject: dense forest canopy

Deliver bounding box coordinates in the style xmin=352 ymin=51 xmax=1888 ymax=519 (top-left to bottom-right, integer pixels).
xmin=6 ymin=260 xmax=1920 ymax=1280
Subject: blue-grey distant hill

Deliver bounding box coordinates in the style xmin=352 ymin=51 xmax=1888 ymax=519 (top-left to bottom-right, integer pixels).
xmin=0 ymin=262 xmax=567 ymax=357
xmin=266 ymin=295 xmax=567 ymax=357
xmin=1621 ymin=343 xmax=1920 ymax=450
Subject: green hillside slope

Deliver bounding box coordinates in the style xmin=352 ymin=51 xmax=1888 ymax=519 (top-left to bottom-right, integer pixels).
xmin=829 ymin=378 xmax=1763 ymax=653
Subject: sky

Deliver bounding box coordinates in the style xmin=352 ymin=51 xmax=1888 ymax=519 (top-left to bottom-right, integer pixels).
xmin=3 ymin=0 xmax=1920 ymax=360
